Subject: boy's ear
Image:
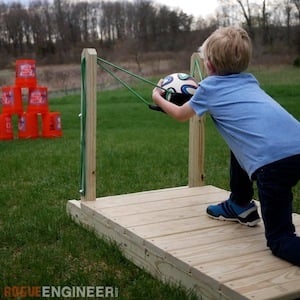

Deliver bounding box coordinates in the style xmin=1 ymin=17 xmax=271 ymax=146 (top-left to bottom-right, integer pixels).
xmin=206 ymin=60 xmax=216 ymax=74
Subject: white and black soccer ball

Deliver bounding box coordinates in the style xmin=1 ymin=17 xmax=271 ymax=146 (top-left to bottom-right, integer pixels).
xmin=161 ymin=73 xmax=198 ymax=102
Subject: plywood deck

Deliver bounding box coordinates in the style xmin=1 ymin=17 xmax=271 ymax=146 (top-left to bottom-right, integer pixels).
xmin=67 ymin=185 xmax=300 ymax=300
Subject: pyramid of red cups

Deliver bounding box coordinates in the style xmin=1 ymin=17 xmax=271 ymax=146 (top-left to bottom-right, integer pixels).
xmin=0 ymin=59 xmax=62 ymax=140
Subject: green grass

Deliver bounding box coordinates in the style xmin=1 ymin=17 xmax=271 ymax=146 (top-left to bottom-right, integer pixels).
xmin=0 ymin=66 xmax=299 ymax=299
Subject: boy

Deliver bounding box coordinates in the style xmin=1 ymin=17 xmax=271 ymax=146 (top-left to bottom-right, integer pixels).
xmin=152 ymin=26 xmax=300 ymax=266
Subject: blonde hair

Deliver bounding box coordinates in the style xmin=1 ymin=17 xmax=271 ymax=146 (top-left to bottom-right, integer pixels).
xmin=202 ymin=26 xmax=252 ymax=75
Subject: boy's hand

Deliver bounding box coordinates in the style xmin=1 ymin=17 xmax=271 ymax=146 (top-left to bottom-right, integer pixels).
xmin=152 ymin=79 xmax=165 ymax=99
xmin=150 ymin=79 xmax=167 ymax=112
xmin=150 ymin=78 xmax=195 ymax=121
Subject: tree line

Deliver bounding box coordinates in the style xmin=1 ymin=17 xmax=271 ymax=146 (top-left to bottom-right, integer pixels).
xmin=0 ymin=0 xmax=299 ymax=67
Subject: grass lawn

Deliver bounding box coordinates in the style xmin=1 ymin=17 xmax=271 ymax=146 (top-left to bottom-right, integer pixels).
xmin=0 ymin=65 xmax=299 ymax=299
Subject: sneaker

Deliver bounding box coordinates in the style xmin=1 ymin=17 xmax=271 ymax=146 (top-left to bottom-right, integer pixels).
xmin=206 ymin=199 xmax=260 ymax=227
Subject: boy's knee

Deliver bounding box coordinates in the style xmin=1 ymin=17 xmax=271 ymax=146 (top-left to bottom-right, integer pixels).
xmin=267 ymin=235 xmax=300 ymax=266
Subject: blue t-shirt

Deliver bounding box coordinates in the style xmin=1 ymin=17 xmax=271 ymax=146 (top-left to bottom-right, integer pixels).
xmin=188 ymin=73 xmax=300 ymax=177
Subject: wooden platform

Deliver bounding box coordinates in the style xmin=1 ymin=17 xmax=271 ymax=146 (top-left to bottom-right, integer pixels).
xmin=67 ymin=185 xmax=300 ymax=300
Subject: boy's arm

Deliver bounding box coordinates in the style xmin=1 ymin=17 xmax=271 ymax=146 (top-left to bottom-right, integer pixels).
xmin=152 ymin=81 xmax=195 ymax=122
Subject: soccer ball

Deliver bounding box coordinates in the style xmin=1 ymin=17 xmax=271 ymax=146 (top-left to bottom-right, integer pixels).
xmin=161 ymin=73 xmax=198 ymax=103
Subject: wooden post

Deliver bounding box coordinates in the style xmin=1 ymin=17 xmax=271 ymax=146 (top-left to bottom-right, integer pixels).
xmin=188 ymin=52 xmax=205 ymax=187
xmin=81 ymin=48 xmax=97 ymax=201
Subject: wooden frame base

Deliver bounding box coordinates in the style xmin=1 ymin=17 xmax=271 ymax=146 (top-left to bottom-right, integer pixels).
xmin=67 ymin=185 xmax=300 ymax=300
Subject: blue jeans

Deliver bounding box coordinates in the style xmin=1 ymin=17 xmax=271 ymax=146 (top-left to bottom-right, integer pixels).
xmin=230 ymin=152 xmax=300 ymax=266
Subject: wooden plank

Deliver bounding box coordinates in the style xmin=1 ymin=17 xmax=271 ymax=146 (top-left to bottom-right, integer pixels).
xmin=125 ymin=203 xmax=261 ymax=240
xmin=110 ymin=205 xmax=203 ymax=227
xmin=193 ymin=250 xmax=293 ymax=285
xmin=96 ymin=190 xmax=226 ymax=216
xmin=243 ymin=280 xmax=300 ymax=300
xmin=222 ymin=266 xmax=300 ymax=300
xmin=108 ymin=201 xmax=259 ymax=229
xmin=189 ymin=52 xmax=205 ymax=187
xmin=171 ymin=233 xmax=266 ymax=265
xmin=98 ymin=193 xmax=227 ymax=225
xmin=81 ymin=48 xmax=97 ymax=201
xmin=128 ymin=215 xmax=226 ymax=239
xmin=188 ymin=114 xmax=205 ymax=187
xmin=149 ymin=222 xmax=264 ymax=252
xmin=86 ymin=185 xmax=228 ymax=209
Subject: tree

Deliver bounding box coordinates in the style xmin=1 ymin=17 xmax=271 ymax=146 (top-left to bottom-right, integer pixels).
xmin=0 ymin=0 xmax=297 ymax=63
xmin=3 ymin=3 xmax=29 ymax=56
xmin=292 ymin=0 xmax=300 ymax=23
xmin=236 ymin=0 xmax=255 ymax=37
